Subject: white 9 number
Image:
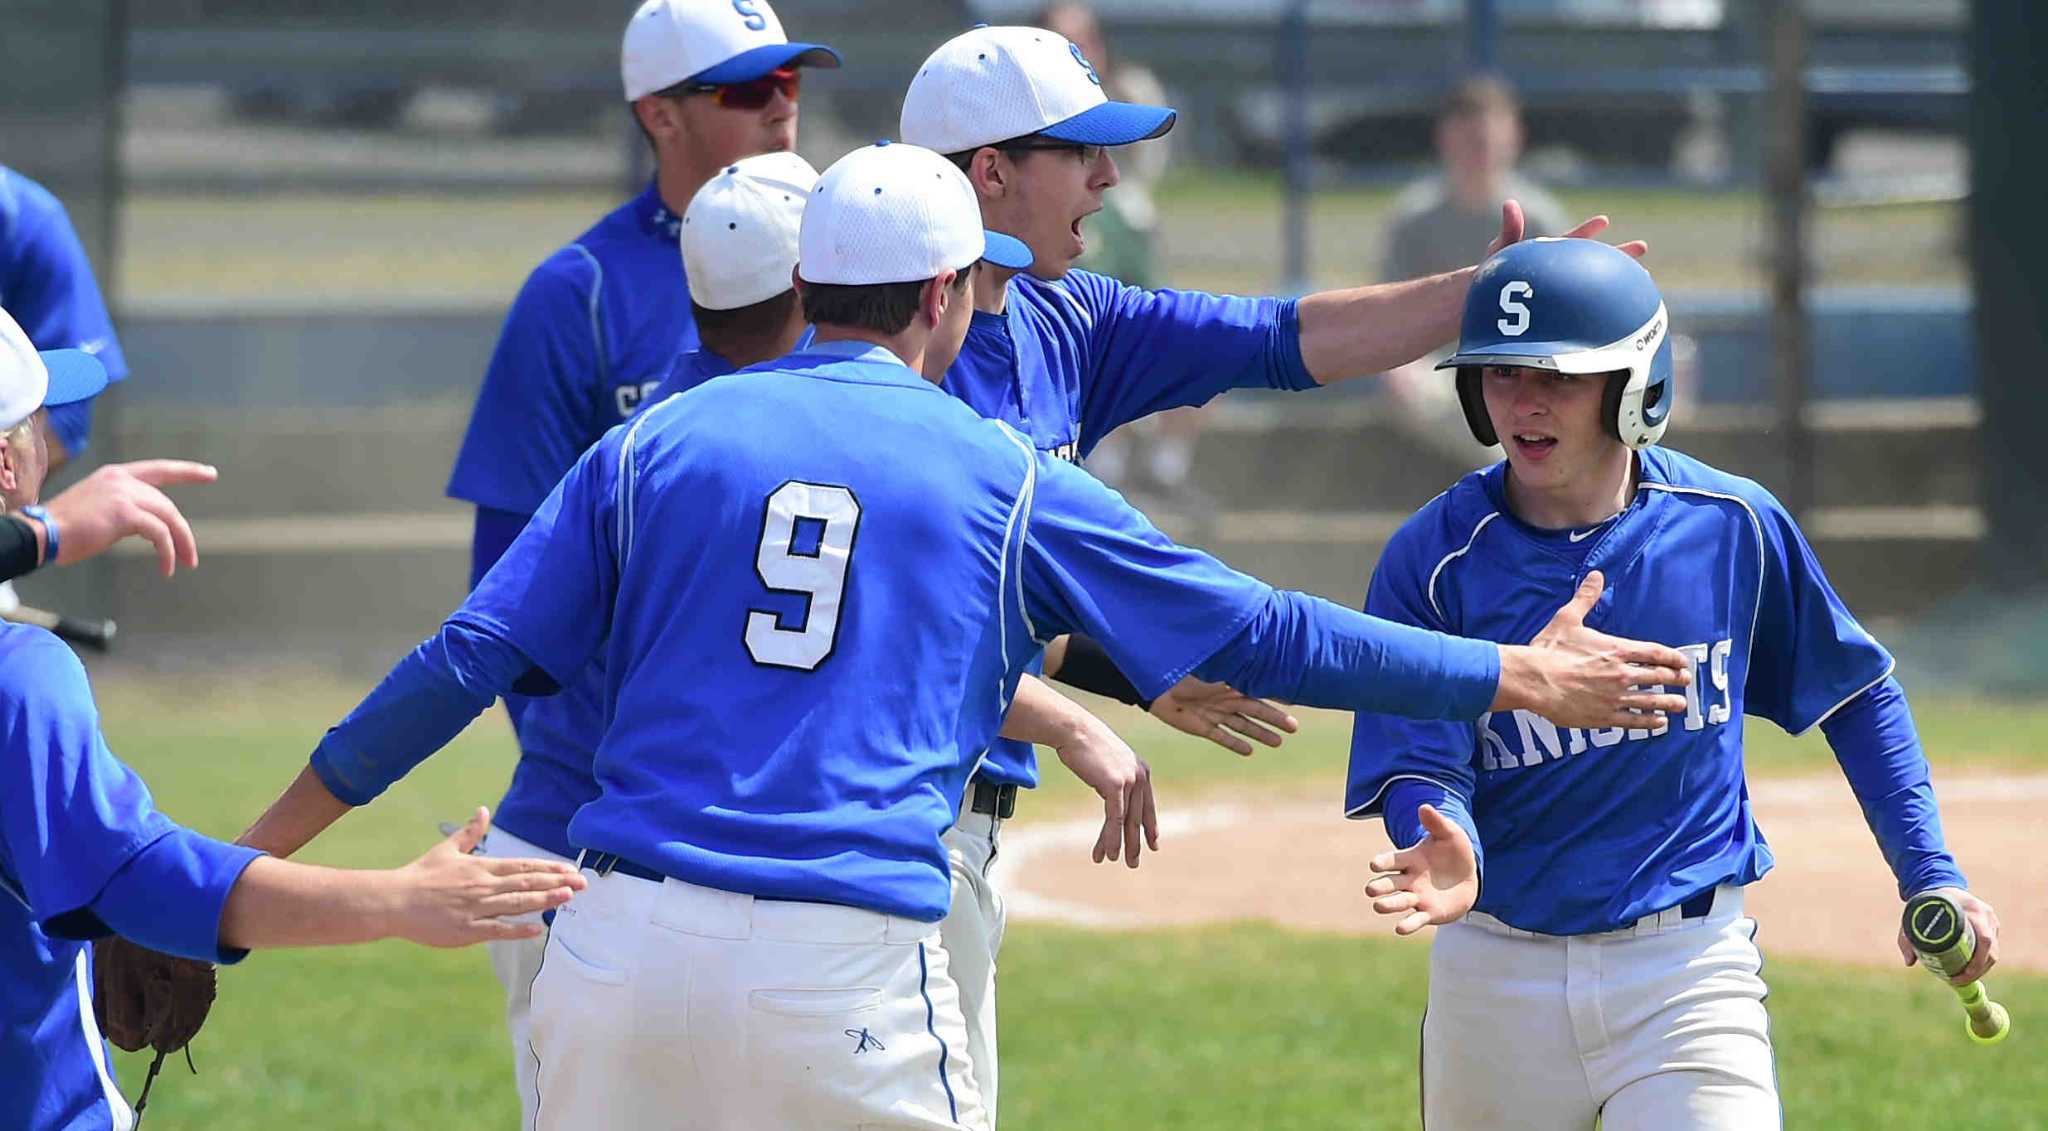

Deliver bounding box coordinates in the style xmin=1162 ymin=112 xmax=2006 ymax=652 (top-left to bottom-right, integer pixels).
xmin=1497 ymin=280 xmax=1533 ymax=336
xmin=745 ymin=481 xmax=861 ymax=670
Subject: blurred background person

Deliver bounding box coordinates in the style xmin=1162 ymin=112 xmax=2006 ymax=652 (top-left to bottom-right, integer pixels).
xmin=1379 ymin=76 xmax=1568 ymax=467
xmin=0 ymin=165 xmax=127 ymax=469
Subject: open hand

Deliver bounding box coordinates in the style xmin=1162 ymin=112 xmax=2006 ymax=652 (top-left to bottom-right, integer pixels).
xmin=1486 ymin=199 xmax=1649 ymax=261
xmin=44 ymin=459 xmax=217 ymax=575
xmin=386 ymin=808 xmax=586 ymax=947
xmin=1149 ymin=676 xmax=1299 ymax=757
xmin=1365 ymin=804 xmax=1479 ymax=936
xmin=1496 ymin=571 xmax=1693 ymax=729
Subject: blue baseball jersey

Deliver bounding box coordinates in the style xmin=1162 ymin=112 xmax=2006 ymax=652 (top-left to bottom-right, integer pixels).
xmin=443 ymin=182 xmax=699 ymax=858
xmin=2 ymin=624 xmax=260 ymax=1131
xmin=1 ymin=167 xmax=129 ymax=457
xmin=945 ymin=269 xmax=1318 ymax=786
xmin=444 ymin=342 xmax=1283 ymax=920
xmin=1346 ymin=448 xmax=1926 ymax=935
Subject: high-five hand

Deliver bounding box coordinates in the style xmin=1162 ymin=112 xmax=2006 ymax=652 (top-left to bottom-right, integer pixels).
xmin=1495 ymin=571 xmax=1693 ymax=729
xmin=1486 ymin=199 xmax=1649 ymax=261
xmin=1148 ymin=676 xmax=1299 ymax=757
xmin=1365 ymin=804 xmax=1479 ymax=936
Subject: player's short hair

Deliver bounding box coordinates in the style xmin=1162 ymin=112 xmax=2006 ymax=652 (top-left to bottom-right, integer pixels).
xmin=799 ymin=266 xmax=974 ymax=336
xmin=691 ymin=289 xmax=801 ymax=353
xmin=1440 ymin=76 xmax=1520 ymax=123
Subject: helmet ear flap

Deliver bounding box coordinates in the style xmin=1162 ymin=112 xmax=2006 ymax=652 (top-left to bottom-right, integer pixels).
xmin=1600 ymin=369 xmax=1629 ymax=445
xmin=1455 ymin=368 xmax=1498 ymax=446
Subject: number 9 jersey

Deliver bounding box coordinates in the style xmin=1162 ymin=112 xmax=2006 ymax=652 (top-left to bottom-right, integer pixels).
xmin=451 ymin=342 xmax=1276 ymax=922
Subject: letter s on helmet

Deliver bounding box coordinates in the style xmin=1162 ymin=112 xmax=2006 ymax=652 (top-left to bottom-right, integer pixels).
xmin=1436 ymin=238 xmax=1674 ymax=450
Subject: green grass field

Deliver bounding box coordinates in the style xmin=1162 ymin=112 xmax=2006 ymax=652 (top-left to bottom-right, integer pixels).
xmin=91 ymin=674 xmax=2043 ymax=1129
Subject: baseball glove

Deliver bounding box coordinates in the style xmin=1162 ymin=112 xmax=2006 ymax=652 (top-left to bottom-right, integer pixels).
xmin=93 ymin=935 xmax=216 ymax=1055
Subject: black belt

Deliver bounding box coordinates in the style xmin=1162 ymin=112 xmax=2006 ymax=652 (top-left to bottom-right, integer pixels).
xmin=578 ymin=849 xmax=665 ymax=883
xmin=969 ymin=778 xmax=1017 ymax=819
xmin=1677 ymin=888 xmax=1718 ymax=920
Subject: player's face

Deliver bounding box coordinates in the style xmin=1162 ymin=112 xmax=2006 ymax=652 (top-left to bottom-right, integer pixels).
xmin=1481 ymin=365 xmax=1617 ymax=491
xmin=992 ymin=144 xmax=1120 ymax=281
xmin=673 ymin=74 xmax=800 ymax=163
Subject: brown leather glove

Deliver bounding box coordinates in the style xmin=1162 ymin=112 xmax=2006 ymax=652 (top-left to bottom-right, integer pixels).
xmin=92 ymin=935 xmax=217 ymax=1055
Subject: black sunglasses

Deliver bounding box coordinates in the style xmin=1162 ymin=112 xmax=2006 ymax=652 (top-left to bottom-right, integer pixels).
xmin=993 ymin=138 xmax=1106 ymax=165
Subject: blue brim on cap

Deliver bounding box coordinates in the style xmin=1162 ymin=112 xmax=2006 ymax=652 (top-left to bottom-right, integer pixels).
xmin=1039 ymin=101 xmax=1177 ymax=146
xmin=981 ymin=231 xmax=1034 ymax=271
xmin=39 ymin=349 xmax=109 ymax=409
xmin=691 ymin=42 xmax=842 ymax=85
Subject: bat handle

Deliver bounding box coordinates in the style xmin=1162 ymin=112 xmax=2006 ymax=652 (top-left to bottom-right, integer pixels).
xmin=1954 ymin=980 xmax=2012 ymax=1045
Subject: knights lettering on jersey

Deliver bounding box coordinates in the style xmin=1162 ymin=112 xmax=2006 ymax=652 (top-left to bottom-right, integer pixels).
xmin=1049 ymin=440 xmax=1080 ymax=464
xmin=1478 ymin=637 xmax=1733 ymax=771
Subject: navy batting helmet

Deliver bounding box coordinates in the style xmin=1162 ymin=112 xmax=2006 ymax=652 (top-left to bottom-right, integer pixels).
xmin=1437 ymin=238 xmax=1674 ymax=450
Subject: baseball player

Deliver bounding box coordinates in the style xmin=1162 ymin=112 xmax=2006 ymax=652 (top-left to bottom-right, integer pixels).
xmin=0 ymin=165 xmax=127 ymax=466
xmin=437 ymin=0 xmax=835 ymax=1120
xmin=897 ymin=26 xmax=1648 ymax=1117
xmin=641 ymin=150 xmax=818 ymax=403
xmin=1347 ymin=237 xmax=2001 ymax=1130
xmin=0 ymin=311 xmax=585 ymax=1131
xmin=238 ymin=142 xmax=1692 ymax=1130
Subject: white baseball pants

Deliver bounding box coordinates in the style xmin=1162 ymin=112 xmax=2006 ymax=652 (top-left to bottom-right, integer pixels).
xmin=475 ymin=827 xmax=562 ymax=1131
xmin=941 ymin=806 xmax=1007 ymax=1127
xmin=1422 ymin=885 xmax=1779 ymax=1131
xmin=527 ymin=865 xmax=987 ymax=1130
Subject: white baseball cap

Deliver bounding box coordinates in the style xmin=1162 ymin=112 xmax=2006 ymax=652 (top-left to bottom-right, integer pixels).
xmin=900 ymin=25 xmax=1176 ymax=155
xmin=681 ymin=151 xmax=818 ymax=310
xmin=798 ymin=142 xmax=1034 ymax=287
xmin=0 ymin=307 xmax=107 ymax=432
xmin=621 ymin=0 xmax=840 ymax=102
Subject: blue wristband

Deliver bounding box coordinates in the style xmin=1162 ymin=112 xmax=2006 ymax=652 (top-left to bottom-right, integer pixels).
xmin=20 ymin=504 xmax=56 ymax=566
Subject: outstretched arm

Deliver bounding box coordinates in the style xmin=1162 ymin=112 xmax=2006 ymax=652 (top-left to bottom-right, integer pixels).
xmin=220 ymin=809 xmax=582 ymax=950
xmin=1297 ymin=204 xmax=1648 ymax=383
xmin=241 ymin=435 xmax=622 ymax=857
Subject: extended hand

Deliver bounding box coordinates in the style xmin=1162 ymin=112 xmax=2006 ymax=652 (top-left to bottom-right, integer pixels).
xmin=1496 ymin=571 xmax=1693 ymax=729
xmin=1149 ymin=676 xmax=1299 ymax=757
xmin=1486 ymin=200 xmax=1649 ymax=261
xmin=1053 ymin=716 xmax=1158 ymax=869
xmin=43 ymin=459 xmax=217 ymax=575
xmin=1897 ymin=886 xmax=2001 ymax=986
xmin=1365 ymin=804 xmax=1478 ymax=936
xmin=384 ymin=808 xmax=586 ymax=947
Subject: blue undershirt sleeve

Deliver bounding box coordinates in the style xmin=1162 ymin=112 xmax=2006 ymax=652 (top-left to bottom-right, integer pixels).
xmin=471 ymin=505 xmax=536 ymax=731
xmin=1191 ymin=588 xmax=1501 ymax=721
xmin=1020 ymin=454 xmax=1500 ymax=714
xmin=310 ymin=620 xmax=541 ymax=806
xmin=1820 ymin=675 xmax=1967 ymax=899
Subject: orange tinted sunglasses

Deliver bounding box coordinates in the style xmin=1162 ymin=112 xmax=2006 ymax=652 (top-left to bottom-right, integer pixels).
xmin=681 ymin=67 xmax=801 ymax=110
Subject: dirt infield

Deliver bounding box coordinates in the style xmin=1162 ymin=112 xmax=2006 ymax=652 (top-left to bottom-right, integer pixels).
xmin=1003 ymin=775 xmax=2046 ymax=973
